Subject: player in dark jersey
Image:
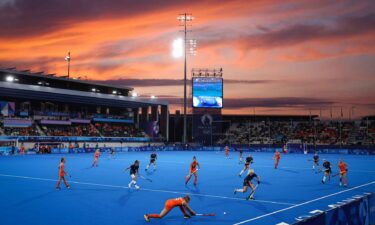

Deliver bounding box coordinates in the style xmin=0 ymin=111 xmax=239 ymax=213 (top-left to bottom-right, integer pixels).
xmin=125 ymin=160 xmax=140 ymax=189
xmin=239 ymin=148 xmax=243 ymax=164
xmin=109 ymin=148 xmax=115 ymax=159
xmin=234 ymin=169 xmax=260 ymax=200
xmin=146 ymin=152 xmax=157 ymax=171
xmin=312 ymin=153 xmax=319 ymax=170
xmin=239 ymin=154 xmax=253 ymax=176
xmin=321 ymin=159 xmax=332 ymax=184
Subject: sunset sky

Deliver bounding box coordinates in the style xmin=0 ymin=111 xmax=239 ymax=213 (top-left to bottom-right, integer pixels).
xmin=0 ymin=0 xmax=374 ymax=118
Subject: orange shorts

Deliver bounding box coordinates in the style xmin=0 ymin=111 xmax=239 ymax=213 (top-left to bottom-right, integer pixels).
xmin=190 ymin=169 xmax=197 ymax=174
xmin=165 ymin=201 xmax=177 ymax=211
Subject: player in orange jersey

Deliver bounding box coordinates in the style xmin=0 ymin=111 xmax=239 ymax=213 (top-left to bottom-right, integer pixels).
xmin=283 ymin=143 xmax=288 ymax=154
xmin=338 ymin=159 xmax=348 ymax=187
xmin=92 ymin=149 xmax=100 ymax=167
xmin=185 ymin=156 xmax=200 ymax=185
xmin=56 ymin=157 xmax=70 ymax=190
xmin=144 ymin=195 xmax=196 ymax=221
xmin=273 ymin=150 xmax=280 ymax=169
xmin=225 ymin=146 xmax=229 ymax=158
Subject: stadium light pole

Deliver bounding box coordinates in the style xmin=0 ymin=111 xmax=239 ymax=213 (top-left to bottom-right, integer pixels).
xmin=65 ymin=52 xmax=71 ymax=78
xmin=177 ymin=13 xmax=194 ymax=144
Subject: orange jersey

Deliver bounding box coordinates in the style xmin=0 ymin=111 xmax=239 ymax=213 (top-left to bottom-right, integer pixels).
xmin=94 ymin=151 xmax=100 ymax=158
xmin=59 ymin=162 xmax=65 ymax=177
xmin=339 ymin=162 xmax=347 ymax=172
xmin=165 ymin=197 xmax=185 ymax=210
xmin=275 ymin=152 xmax=280 ymax=160
xmin=190 ymin=161 xmax=198 ymax=172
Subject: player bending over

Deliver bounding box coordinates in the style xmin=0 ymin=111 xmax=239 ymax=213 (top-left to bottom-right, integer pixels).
xmin=273 ymin=150 xmax=281 ymax=169
xmin=145 ymin=152 xmax=157 ymax=171
xmin=338 ymin=159 xmax=348 ymax=187
xmin=321 ymin=159 xmax=332 ymax=184
xmin=185 ymin=156 xmax=200 ymax=185
xmin=125 ymin=160 xmax=140 ymax=189
xmin=144 ymin=195 xmax=196 ymax=221
xmin=239 ymin=148 xmax=243 ymax=164
xmin=239 ymin=154 xmax=253 ymax=176
xmin=56 ymin=157 xmax=70 ymax=190
xmin=312 ymin=153 xmax=319 ymax=170
xmin=234 ymin=169 xmax=260 ymax=200
xmin=92 ymin=149 xmax=100 ymax=167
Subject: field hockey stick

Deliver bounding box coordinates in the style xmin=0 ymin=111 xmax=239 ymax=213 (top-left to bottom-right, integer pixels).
xmin=195 ymin=213 xmax=216 ymax=216
xmin=139 ymin=175 xmax=152 ymax=182
xmin=332 ymin=173 xmax=340 ymax=177
xmin=65 ymin=172 xmax=72 ymax=178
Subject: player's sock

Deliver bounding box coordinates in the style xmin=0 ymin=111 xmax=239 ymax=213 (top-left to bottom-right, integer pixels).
xmin=322 ymin=176 xmax=326 ymax=183
xmin=148 ymin=214 xmax=161 ymax=219
xmin=194 ymin=176 xmax=197 ymax=185
xmin=239 ymin=169 xmax=244 ymax=176
xmin=236 ymin=189 xmax=244 ymax=193
xmin=146 ymin=165 xmax=149 ymax=170
xmin=185 ymin=176 xmax=191 ymax=184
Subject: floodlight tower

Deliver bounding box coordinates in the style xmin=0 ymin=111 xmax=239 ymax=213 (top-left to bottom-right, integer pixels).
xmin=177 ymin=13 xmax=195 ymax=144
xmin=65 ymin=52 xmax=71 ymax=78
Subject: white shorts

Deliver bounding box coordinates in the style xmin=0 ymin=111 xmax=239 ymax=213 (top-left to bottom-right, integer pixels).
xmin=131 ymin=174 xmax=136 ymax=179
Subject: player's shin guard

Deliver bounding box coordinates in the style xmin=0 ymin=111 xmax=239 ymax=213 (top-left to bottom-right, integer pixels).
xmin=148 ymin=214 xmax=161 ymax=219
xmin=239 ymin=169 xmax=245 ymax=176
xmin=185 ymin=175 xmax=191 ymax=184
xmin=236 ymin=189 xmax=244 ymax=193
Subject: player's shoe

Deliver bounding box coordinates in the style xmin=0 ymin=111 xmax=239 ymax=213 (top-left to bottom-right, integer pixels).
xmin=56 ymin=187 xmax=61 ymax=191
xmin=128 ymin=183 xmax=131 ymax=188
xmin=234 ymin=189 xmax=237 ymax=194
xmin=184 ymin=214 xmax=191 ymax=219
xmin=67 ymin=186 xmax=70 ymax=189
xmin=135 ymin=185 xmax=140 ymax=190
xmin=321 ymin=180 xmax=325 ymax=184
xmin=339 ymin=182 xmax=342 ymax=186
xmin=144 ymin=214 xmax=150 ymax=222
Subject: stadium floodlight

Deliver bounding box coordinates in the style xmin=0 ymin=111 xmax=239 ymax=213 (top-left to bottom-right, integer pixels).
xmin=172 ymin=38 xmax=184 ymax=58
xmin=5 ymin=75 xmax=14 ymax=82
xmin=91 ymin=88 xmax=96 ymax=92
xmin=112 ymin=90 xmax=117 ymax=94
xmin=65 ymin=51 xmax=71 ymax=78
xmin=132 ymin=92 xmax=138 ymax=97
xmin=150 ymin=95 xmax=156 ymax=99
xmin=177 ymin=13 xmax=195 ymax=144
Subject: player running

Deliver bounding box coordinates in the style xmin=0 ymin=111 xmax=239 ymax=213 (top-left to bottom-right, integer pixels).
xmin=273 ymin=150 xmax=280 ymax=169
xmin=338 ymin=159 xmax=348 ymax=187
xmin=56 ymin=157 xmax=70 ymax=190
xmin=234 ymin=169 xmax=260 ymax=200
xmin=283 ymin=143 xmax=288 ymax=154
xmin=125 ymin=160 xmax=140 ymax=189
xmin=144 ymin=195 xmax=196 ymax=221
xmin=312 ymin=153 xmax=319 ymax=170
xmin=239 ymin=154 xmax=253 ymax=176
xmin=225 ymin=146 xmax=229 ymax=158
xmin=239 ymin=148 xmax=243 ymax=164
xmin=92 ymin=149 xmax=100 ymax=167
xmin=108 ymin=148 xmax=115 ymax=159
xmin=145 ymin=152 xmax=157 ymax=171
xmin=321 ymin=159 xmax=332 ymax=184
xmin=185 ymin=156 xmax=200 ymax=185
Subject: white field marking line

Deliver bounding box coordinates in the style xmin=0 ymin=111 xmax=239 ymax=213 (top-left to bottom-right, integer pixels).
xmin=233 ymin=181 xmax=375 ymax=225
xmin=0 ymin=173 xmax=295 ymax=206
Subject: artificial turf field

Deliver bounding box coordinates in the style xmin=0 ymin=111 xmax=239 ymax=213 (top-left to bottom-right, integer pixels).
xmin=0 ymin=151 xmax=374 ymax=225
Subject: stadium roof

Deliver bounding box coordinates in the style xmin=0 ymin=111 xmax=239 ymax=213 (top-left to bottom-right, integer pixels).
xmin=0 ymin=68 xmax=133 ymax=95
xmin=0 ymin=80 xmax=167 ymax=108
